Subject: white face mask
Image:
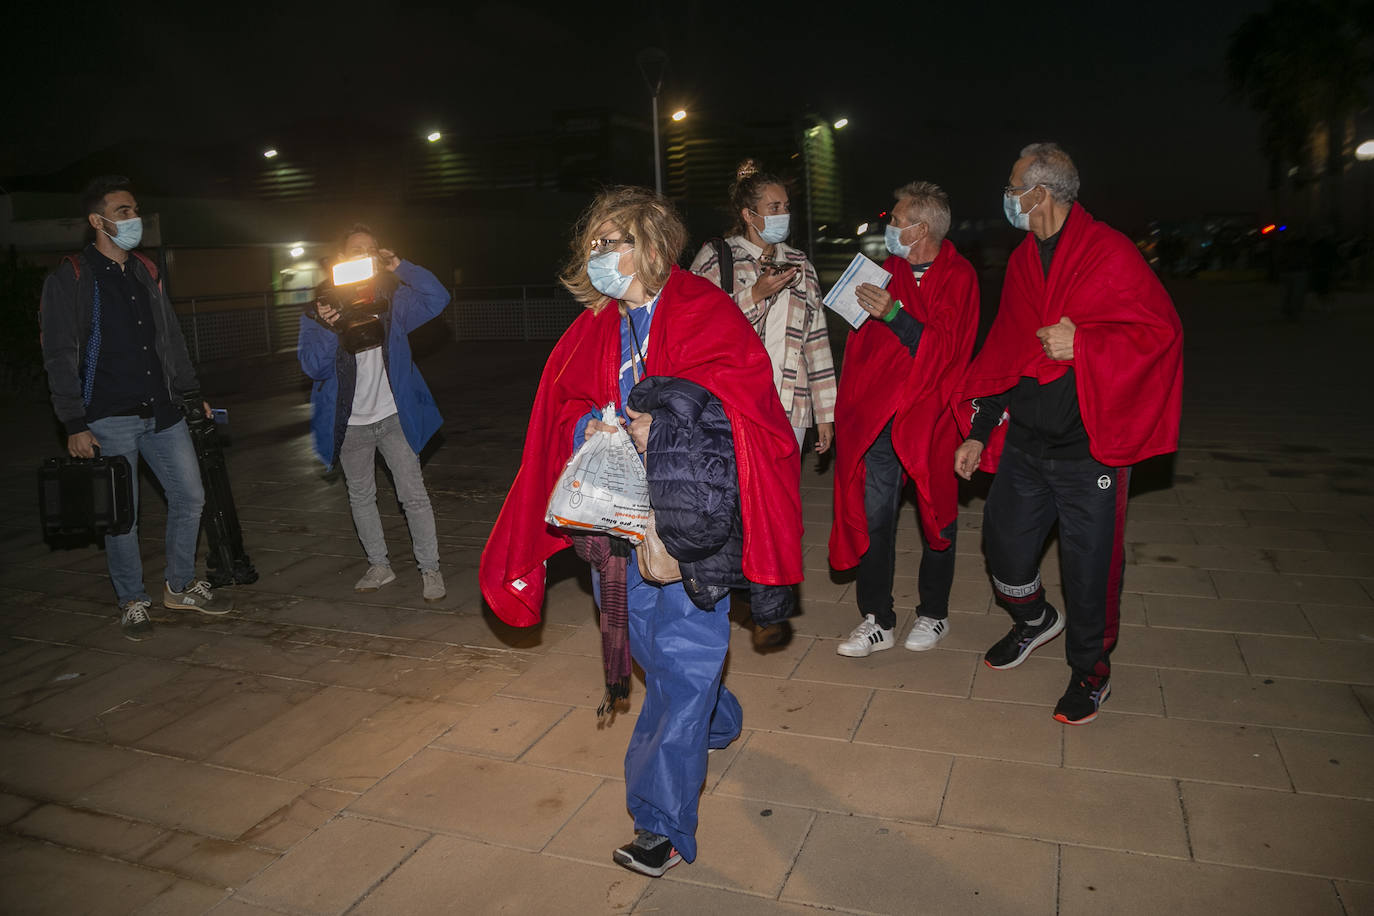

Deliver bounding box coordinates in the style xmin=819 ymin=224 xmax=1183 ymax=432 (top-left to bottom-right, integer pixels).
xmin=1003 ymin=187 xmax=1038 ymax=231
xmin=885 ymin=223 xmax=915 ymax=258
xmin=587 ymin=248 xmax=635 ymax=299
xmin=752 ymin=211 xmax=790 ymax=244
xmin=99 ymin=215 xmax=144 ymax=250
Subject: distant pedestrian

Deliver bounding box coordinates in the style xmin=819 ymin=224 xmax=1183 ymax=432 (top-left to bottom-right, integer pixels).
xmin=829 ymin=181 xmax=980 ymax=657
xmin=690 ymin=159 xmax=836 ymax=455
xmin=952 ymin=143 xmax=1183 ymax=724
xmin=480 ymin=187 xmax=802 ymax=878
xmin=298 ymin=225 xmax=450 ymax=602
xmin=39 ymin=175 xmax=233 ymax=641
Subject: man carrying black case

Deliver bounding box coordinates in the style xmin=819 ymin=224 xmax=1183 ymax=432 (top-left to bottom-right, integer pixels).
xmin=39 ymin=176 xmax=233 ymax=640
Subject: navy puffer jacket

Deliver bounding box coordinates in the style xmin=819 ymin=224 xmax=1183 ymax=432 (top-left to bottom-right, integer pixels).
xmin=628 ymin=376 xmax=794 ymax=627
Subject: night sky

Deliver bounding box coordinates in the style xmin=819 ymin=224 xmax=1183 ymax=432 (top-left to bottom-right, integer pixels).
xmin=5 ymin=0 xmax=1273 ymax=229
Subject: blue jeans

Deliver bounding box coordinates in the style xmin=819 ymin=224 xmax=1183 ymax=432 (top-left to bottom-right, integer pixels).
xmin=86 ymin=416 xmax=205 ymax=605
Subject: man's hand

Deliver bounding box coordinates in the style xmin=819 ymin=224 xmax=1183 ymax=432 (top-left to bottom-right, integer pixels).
xmin=1036 ymin=316 xmax=1076 ymax=360
xmin=376 ymin=248 xmax=401 ymax=272
xmin=584 ymin=416 xmax=622 ymax=441
xmin=954 ymin=438 xmax=984 ymax=480
xmin=202 ymin=400 xmax=213 ymax=420
xmin=855 ymin=282 xmax=893 ymax=319
xmin=68 ymin=430 xmax=99 ymax=459
xmin=748 ymin=267 xmax=798 ymax=305
xmin=815 ymin=422 xmax=834 ymax=454
xmin=316 ymin=303 xmax=342 ymax=326
xmin=625 ymin=406 xmax=652 ymax=454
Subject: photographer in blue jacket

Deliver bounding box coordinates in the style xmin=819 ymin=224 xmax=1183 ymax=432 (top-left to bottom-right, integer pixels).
xmin=298 ymin=224 xmax=450 ymax=602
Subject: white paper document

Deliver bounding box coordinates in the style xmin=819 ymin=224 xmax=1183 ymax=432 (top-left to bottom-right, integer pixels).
xmin=822 ymin=253 xmax=891 ymax=329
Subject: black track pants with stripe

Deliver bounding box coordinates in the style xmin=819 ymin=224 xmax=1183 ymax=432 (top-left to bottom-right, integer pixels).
xmin=982 ymin=442 xmax=1130 ymax=683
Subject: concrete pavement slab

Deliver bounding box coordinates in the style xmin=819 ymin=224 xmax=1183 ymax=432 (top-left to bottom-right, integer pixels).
xmin=236 ymin=815 xmax=427 ymax=915
xmin=780 ymin=814 xmax=1058 ymax=915
xmin=1181 ymin=782 xmax=1374 ymax=879
xmin=942 ymin=757 xmax=1189 ymax=855
xmin=349 ymin=832 xmax=647 ymax=915
xmin=346 ymin=747 xmax=601 ymax=848
xmin=1058 ymin=846 xmax=1345 ymax=916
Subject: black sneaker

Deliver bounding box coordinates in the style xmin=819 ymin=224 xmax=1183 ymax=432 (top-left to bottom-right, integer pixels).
xmin=119 ymin=600 xmax=154 ymax=641
xmin=1054 ymin=675 xmax=1111 ymax=725
xmin=983 ymin=605 xmax=1064 ymax=670
xmin=612 ymin=830 xmax=682 ymax=877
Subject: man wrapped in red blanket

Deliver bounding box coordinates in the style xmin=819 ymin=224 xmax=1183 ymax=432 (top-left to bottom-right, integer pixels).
xmin=829 ymin=181 xmax=979 ymax=658
xmin=952 ymin=143 xmax=1182 ymax=725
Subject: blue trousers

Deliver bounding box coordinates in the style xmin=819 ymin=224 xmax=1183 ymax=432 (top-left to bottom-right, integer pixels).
xmin=86 ymin=416 xmax=204 ymax=605
xmin=601 ymin=561 xmax=742 ymax=863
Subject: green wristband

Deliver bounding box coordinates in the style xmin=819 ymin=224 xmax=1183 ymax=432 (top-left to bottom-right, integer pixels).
xmin=881 ymin=299 xmax=903 ymax=323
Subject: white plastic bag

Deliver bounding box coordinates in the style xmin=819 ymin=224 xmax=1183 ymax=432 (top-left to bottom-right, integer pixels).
xmin=546 ymin=403 xmax=650 ymax=543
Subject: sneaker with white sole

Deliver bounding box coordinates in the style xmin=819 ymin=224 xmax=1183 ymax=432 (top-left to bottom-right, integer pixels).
xmin=836 ymin=614 xmax=894 ymax=658
xmin=120 ymin=599 xmax=154 ymax=641
xmin=421 ymin=568 xmax=446 ymax=602
xmin=613 ymin=830 xmax=682 ymax=877
xmin=163 ymin=580 xmax=233 ymax=615
xmin=354 ymin=564 xmax=396 ymax=592
xmin=984 ymin=605 xmax=1064 ymax=670
xmin=904 ymin=615 xmax=949 ymax=651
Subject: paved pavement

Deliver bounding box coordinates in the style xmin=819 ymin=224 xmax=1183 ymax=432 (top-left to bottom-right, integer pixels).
xmin=0 ymin=280 xmax=1371 ymax=915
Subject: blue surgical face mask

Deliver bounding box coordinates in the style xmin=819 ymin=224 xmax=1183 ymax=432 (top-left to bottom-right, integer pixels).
xmin=1003 ymin=188 xmax=1037 ymax=231
xmin=100 ymin=215 xmax=144 ymax=251
xmin=587 ymin=248 xmax=635 ymax=300
xmin=752 ymin=211 xmax=791 ymax=245
xmin=885 ymin=223 xmax=913 ymax=258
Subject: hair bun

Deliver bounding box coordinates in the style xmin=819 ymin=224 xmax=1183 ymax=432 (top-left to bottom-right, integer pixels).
xmin=736 ymin=159 xmax=760 ymax=181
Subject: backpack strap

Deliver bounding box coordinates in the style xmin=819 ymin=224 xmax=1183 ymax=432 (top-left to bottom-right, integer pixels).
xmin=709 ymin=238 xmax=733 ymax=295
xmin=129 ymin=249 xmax=162 ymax=292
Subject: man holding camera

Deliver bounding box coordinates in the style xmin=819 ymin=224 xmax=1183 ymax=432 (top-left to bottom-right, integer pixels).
xmin=298 ymin=225 xmax=451 ymax=601
xmin=40 ymin=176 xmax=232 ymax=641
xmin=829 ymin=182 xmax=979 ymax=658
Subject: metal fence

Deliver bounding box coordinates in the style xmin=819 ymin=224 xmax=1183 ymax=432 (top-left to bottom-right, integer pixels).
xmin=172 ymin=285 xmax=580 ymax=365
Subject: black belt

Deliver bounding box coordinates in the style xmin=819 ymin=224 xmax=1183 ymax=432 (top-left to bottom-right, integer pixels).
xmin=111 ymin=404 xmax=158 ymax=419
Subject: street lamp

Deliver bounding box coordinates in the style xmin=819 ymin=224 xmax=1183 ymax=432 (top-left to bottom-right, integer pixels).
xmin=426 ymin=131 xmax=442 ymax=143
xmin=1357 ymin=140 xmax=1374 ymax=161
xmin=637 ymin=48 xmax=670 ymax=195
xmin=262 ymin=148 xmax=278 ymax=159
xmin=671 ymin=109 xmax=687 ymax=122
xmin=833 ymin=118 xmax=849 ymax=130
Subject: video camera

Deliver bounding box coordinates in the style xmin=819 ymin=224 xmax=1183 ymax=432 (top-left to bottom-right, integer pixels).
xmin=306 ymin=253 xmax=401 ymax=354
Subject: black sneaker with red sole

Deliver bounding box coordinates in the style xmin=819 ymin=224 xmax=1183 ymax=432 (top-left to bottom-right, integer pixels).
xmin=613 ymin=830 xmax=682 ymax=877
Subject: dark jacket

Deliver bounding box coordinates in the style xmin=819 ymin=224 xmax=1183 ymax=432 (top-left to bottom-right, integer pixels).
xmin=628 ymin=376 xmax=794 ymax=626
xmin=39 ymin=249 xmax=199 ymax=434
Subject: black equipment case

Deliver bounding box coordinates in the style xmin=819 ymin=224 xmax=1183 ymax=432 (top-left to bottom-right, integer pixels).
xmin=38 ymin=454 xmax=135 ymax=546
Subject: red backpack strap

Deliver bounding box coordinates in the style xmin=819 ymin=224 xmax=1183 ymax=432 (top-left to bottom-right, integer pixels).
xmin=60 ymin=253 xmax=82 ymax=281
xmin=129 ymin=250 xmax=162 ymax=291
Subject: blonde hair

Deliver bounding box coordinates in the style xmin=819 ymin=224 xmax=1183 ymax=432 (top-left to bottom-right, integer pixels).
xmin=559 ymin=186 xmax=687 ymax=312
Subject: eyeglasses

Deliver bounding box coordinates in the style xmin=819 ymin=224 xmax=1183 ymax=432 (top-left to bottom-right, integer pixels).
xmin=1003 ymin=184 xmax=1036 ymax=196
xmin=590 ymin=236 xmax=634 ymax=254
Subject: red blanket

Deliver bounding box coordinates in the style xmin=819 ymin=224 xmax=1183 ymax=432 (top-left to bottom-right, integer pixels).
xmin=480 ymin=266 xmax=803 ymax=627
xmin=829 ymin=240 xmax=979 ymax=568
xmin=952 ymin=204 xmax=1183 ymax=471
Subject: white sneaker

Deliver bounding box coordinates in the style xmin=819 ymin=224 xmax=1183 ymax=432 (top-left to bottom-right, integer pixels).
xmin=904 ymin=616 xmax=949 ymax=651
xmin=421 ymin=568 xmax=446 ymax=602
xmin=836 ymin=614 xmax=894 ymax=658
xmin=354 ymin=565 xmax=396 ymax=592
